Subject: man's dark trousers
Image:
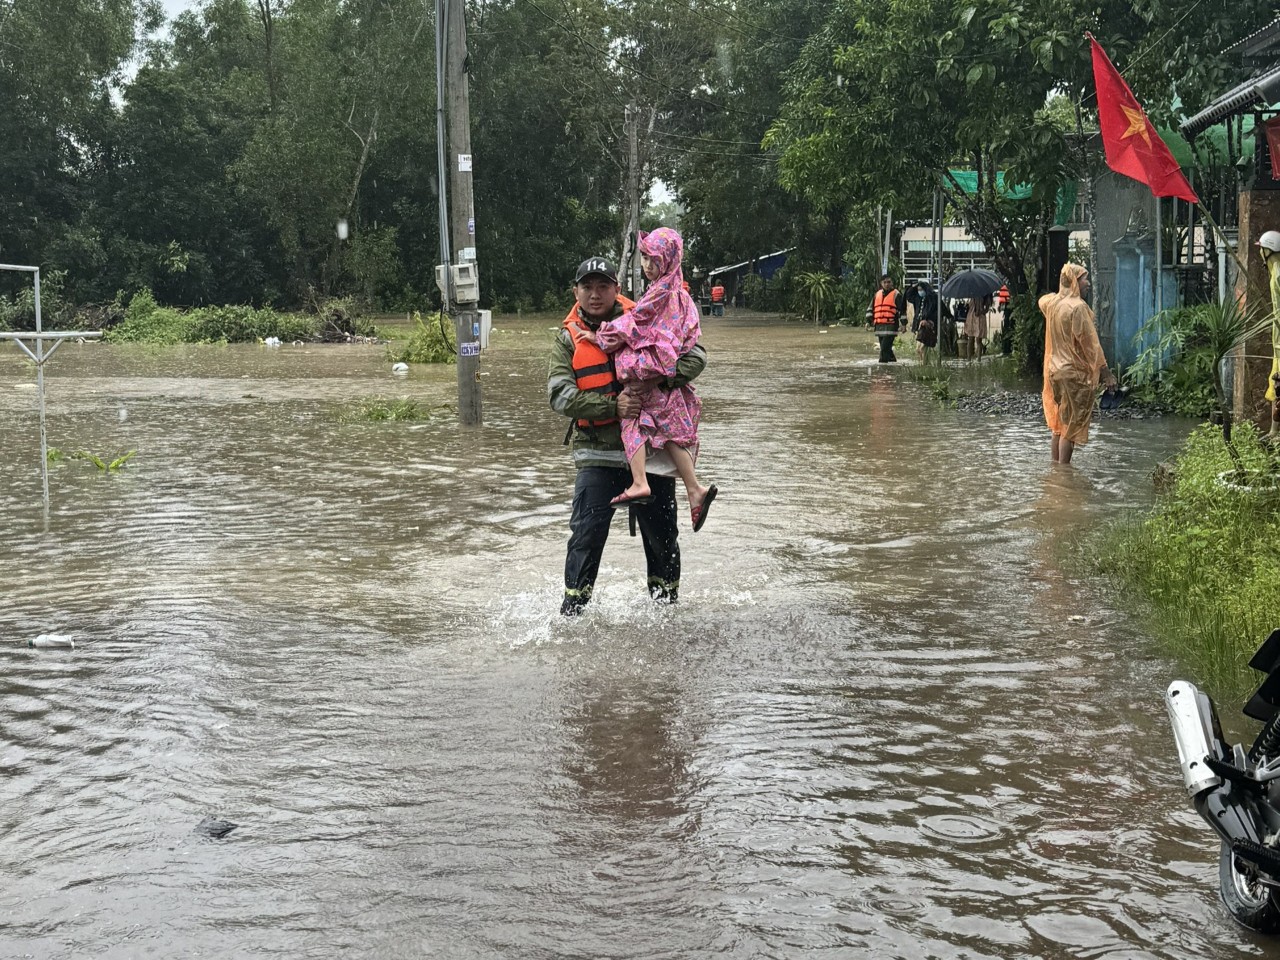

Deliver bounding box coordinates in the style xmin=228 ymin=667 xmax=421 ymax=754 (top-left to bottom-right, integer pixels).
xmin=874 ymin=324 xmax=898 ymax=363
xmin=563 ymin=467 xmax=680 ymax=614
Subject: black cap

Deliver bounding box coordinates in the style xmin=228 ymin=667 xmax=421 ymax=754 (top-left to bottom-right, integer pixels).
xmin=574 ymin=257 xmax=618 ymax=284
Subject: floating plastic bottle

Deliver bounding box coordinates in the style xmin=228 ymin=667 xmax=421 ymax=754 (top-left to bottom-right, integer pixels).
xmin=29 ymin=634 xmax=75 ymax=649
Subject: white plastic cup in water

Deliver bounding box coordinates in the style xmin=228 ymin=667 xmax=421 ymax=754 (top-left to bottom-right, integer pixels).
xmin=29 ymin=634 xmax=75 ymax=649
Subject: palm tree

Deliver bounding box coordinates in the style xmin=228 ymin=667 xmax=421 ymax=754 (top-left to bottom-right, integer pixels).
xmin=796 ymin=271 xmax=837 ymax=326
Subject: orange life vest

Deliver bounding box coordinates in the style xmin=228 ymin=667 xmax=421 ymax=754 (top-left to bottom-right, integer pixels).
xmin=873 ymin=288 xmax=901 ymax=324
xmin=998 ymin=285 xmax=1010 ymax=305
xmin=710 ymin=285 xmax=725 ymax=302
xmin=562 ymin=298 xmax=636 ymax=428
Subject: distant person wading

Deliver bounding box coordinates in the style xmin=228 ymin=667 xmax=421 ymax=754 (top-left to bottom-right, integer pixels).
xmin=870 ymin=274 xmax=905 ymax=363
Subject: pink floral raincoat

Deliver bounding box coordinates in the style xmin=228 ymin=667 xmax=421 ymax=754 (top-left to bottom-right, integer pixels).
xmin=594 ymin=228 xmax=703 ymax=462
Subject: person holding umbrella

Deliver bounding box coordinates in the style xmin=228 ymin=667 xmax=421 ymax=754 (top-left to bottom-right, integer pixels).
xmin=939 ymin=269 xmax=1003 ymax=360
xmin=870 ymin=274 xmax=906 ymax=363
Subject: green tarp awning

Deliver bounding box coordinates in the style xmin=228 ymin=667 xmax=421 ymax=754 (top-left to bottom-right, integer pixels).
xmin=947 ymin=170 xmax=1077 ymax=225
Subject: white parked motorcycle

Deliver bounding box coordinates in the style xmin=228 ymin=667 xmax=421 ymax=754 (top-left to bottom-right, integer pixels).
xmin=1167 ymin=630 xmax=1280 ymax=931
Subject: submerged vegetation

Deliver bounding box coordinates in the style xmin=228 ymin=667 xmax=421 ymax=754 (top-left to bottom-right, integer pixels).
xmin=47 ymin=448 xmax=137 ymax=473
xmin=1092 ymin=422 xmax=1280 ymax=696
xmin=905 ymin=363 xmax=963 ymax=406
xmin=338 ymin=398 xmax=437 ymax=422
xmin=106 ymin=290 xmax=326 ymax=345
xmin=387 ymin=312 xmax=456 ymax=365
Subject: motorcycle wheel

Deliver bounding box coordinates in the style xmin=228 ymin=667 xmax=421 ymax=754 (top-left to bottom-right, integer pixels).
xmin=1219 ymin=842 xmax=1280 ymax=932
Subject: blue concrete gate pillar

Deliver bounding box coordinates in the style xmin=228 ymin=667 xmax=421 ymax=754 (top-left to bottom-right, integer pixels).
xmin=1111 ymin=230 xmax=1177 ymax=368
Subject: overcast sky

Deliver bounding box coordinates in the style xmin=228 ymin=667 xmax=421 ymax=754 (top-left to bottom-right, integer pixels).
xmin=161 ymin=0 xmax=198 ymax=21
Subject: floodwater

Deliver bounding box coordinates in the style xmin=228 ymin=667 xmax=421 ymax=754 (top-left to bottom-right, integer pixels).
xmin=0 ymin=314 xmax=1269 ymax=958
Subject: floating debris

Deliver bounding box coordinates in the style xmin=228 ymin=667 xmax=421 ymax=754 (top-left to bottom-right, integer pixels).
xmin=194 ymin=816 xmax=238 ymax=839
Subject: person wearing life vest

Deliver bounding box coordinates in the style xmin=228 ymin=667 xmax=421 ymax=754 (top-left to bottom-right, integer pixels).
xmin=710 ymin=283 xmax=726 ymax=316
xmin=870 ymin=274 xmax=905 ymax=363
xmin=548 ymin=257 xmax=707 ymax=617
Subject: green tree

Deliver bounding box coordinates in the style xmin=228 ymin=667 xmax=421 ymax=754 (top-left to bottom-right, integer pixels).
xmin=0 ymin=0 xmax=161 ymax=288
xmin=763 ymin=0 xmax=1273 ymax=292
xmin=667 ymin=0 xmax=825 ymax=277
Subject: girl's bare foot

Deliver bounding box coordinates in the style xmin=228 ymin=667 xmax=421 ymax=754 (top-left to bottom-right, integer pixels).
xmin=610 ymin=483 xmax=651 ymax=506
xmin=687 ymin=485 xmax=709 ymax=512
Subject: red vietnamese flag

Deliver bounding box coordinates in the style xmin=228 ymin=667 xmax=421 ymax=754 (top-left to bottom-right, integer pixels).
xmin=1089 ymin=35 xmax=1199 ymax=203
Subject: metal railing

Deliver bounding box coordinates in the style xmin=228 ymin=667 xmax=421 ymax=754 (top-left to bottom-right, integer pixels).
xmin=0 ymin=264 xmax=102 ymax=522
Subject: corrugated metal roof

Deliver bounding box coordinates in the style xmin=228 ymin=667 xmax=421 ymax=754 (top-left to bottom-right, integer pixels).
xmin=707 ymin=248 xmax=796 ymax=278
xmin=1225 ymin=17 xmax=1280 ymax=59
xmin=1180 ymin=63 xmax=1280 ymax=139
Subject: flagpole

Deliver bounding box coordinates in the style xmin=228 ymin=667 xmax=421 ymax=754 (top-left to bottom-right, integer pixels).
xmin=1194 ymin=201 xmax=1248 ymax=285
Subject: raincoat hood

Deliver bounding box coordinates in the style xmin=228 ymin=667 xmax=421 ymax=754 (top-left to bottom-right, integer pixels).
xmin=1058 ymin=263 xmax=1087 ymax=299
xmin=623 ymin=227 xmax=698 ymax=339
xmin=639 ymin=228 xmax=684 ymax=284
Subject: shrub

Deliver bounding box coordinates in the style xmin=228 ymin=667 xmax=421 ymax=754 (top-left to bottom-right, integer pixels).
xmin=1091 ymin=421 xmax=1280 ymax=697
xmin=0 ymin=269 xmax=76 ymax=331
xmin=833 ymin=274 xmax=871 ymax=325
xmin=106 ymin=292 xmax=319 ymax=344
xmin=387 ymin=311 xmax=456 ymax=364
xmin=308 ymin=294 xmax=376 ymax=342
xmin=1126 ymin=301 xmax=1268 ymax=419
xmin=106 ymin=290 xmax=194 ymax=344
xmin=187 ymin=304 xmax=316 ymax=343
xmin=741 ymin=273 xmax=765 ymax=310
xmin=795 ymin=271 xmax=837 ymax=325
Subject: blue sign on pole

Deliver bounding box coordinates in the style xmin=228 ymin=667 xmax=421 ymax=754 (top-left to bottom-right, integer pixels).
xmin=460 ymin=341 xmax=480 ymax=357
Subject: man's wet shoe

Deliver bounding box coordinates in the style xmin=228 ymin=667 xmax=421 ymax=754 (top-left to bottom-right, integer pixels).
xmin=649 ymin=583 xmax=679 ymax=605
xmin=560 ymin=595 xmax=587 ymax=617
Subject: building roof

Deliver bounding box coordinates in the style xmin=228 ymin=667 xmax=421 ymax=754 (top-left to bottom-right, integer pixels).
xmin=1225 ymin=17 xmax=1280 ymax=63
xmin=1180 ymin=64 xmax=1280 ymax=140
xmin=707 ymin=248 xmax=795 ymax=279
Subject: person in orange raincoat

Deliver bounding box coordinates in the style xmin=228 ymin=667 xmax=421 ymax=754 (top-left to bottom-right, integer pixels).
xmin=1038 ymin=263 xmax=1116 ymax=464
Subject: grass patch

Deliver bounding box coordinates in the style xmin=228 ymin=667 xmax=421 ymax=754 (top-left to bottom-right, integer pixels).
xmin=386 ymin=311 xmax=456 ymax=365
xmin=1089 ymin=421 xmax=1280 ymax=699
xmin=904 ymin=362 xmax=967 ymax=406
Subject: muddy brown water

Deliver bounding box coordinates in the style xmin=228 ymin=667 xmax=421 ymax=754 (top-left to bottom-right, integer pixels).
xmin=0 ymin=315 xmax=1267 ymax=958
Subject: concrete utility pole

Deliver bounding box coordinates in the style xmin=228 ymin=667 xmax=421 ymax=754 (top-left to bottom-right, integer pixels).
xmin=443 ymin=0 xmax=482 ymax=425
xmin=626 ymin=103 xmax=642 ymax=297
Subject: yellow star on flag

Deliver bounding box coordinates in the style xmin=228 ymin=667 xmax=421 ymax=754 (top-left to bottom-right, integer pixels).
xmin=1120 ymin=105 xmax=1152 ymax=147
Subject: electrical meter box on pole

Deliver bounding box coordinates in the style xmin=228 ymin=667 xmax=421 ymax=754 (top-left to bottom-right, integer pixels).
xmin=435 ymin=263 xmax=480 ymax=303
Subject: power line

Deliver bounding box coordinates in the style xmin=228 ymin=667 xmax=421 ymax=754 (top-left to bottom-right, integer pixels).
xmin=655 ymin=129 xmax=769 ymax=147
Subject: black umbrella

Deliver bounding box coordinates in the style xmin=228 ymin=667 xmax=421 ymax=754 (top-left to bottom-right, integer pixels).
xmin=939 ymin=269 xmax=1004 ymax=300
